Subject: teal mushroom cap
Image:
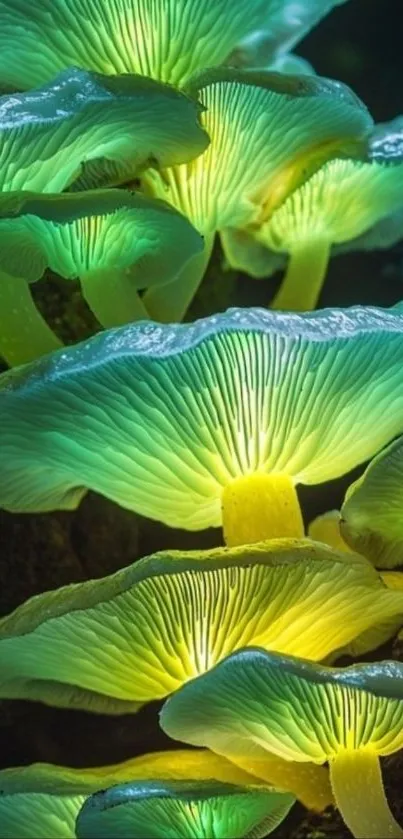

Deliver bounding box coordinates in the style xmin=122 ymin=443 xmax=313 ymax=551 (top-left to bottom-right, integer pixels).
xmin=1 ymin=306 xmax=403 ymax=532
xmin=75 ymin=780 xmax=294 ymax=839
xmin=0 ymin=67 xmax=209 ymax=194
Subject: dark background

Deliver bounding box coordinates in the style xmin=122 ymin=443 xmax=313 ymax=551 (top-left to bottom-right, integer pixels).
xmin=1 ymin=1 xmax=403 ymax=836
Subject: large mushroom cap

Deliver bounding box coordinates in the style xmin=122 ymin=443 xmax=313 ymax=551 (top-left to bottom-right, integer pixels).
xmin=144 ymin=67 xmax=372 ymax=235
xmin=142 ymin=67 xmax=372 ymax=321
xmin=0 ymin=67 xmax=209 ymax=194
xmin=0 ymin=0 xmax=348 ymax=90
xmin=160 ymin=647 xmax=403 ymax=763
xmin=0 ymin=540 xmax=402 ymax=712
xmin=1 ymin=306 xmax=403 ymax=526
xmin=341 ymin=435 xmax=403 ymax=569
xmin=75 ymin=779 xmax=293 ymax=839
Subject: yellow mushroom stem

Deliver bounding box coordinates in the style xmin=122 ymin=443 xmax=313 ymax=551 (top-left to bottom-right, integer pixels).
xmin=80 ymin=268 xmax=150 ymax=327
xmin=271 ymin=238 xmax=330 ymax=312
xmin=222 ymin=473 xmax=304 ymax=547
xmin=144 ymin=236 xmax=215 ymax=323
xmin=0 ymin=271 xmax=62 ymax=366
xmin=233 ymin=754 xmax=333 ymax=813
xmin=330 ymin=750 xmax=403 ymax=839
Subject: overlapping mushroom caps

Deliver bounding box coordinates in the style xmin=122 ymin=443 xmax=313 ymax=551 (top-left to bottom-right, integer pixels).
xmin=2 ymin=306 xmax=403 ymax=547
xmin=141 ymin=68 xmax=372 ymax=321
xmin=75 ymin=780 xmax=293 ymax=839
xmin=222 ymin=116 xmax=403 ymax=310
xmin=0 ymin=68 xmax=209 ymax=194
xmin=161 ymin=648 xmax=403 ymax=839
xmin=0 ymin=189 xmax=203 ymax=365
xmin=0 ymin=751 xmax=287 ymax=839
xmin=341 ymin=435 xmax=403 ymax=569
xmin=256 ymin=157 xmax=403 ymax=311
xmin=1 ymin=538 xmax=403 ymax=738
xmin=0 ymin=0 xmax=347 ymax=90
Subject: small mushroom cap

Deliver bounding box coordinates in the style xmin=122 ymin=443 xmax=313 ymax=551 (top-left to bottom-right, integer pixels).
xmin=160 ymin=647 xmax=403 ymax=764
xmin=146 ymin=67 xmax=372 ymax=233
xmin=2 ymin=306 xmax=403 ymax=526
xmin=255 ymin=158 xmax=403 ymax=255
xmin=0 ymin=0 xmax=343 ymax=90
xmin=0 ymin=189 xmax=203 ymax=287
xmin=76 ymin=780 xmax=293 ymax=839
xmin=1 ymin=540 xmax=403 ymax=711
xmin=0 ymin=67 xmax=209 ymax=194
xmin=341 ymin=435 xmax=403 ymax=569
xmin=0 ymin=751 xmax=268 ymax=839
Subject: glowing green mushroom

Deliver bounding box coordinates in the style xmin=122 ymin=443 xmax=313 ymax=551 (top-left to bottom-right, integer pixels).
xmin=221 ymin=116 xmax=403 ymax=303
xmin=341 ymin=435 xmax=403 ymax=569
xmin=254 ymin=157 xmax=403 ymax=311
xmin=2 ymin=306 xmax=403 ymax=546
xmin=0 ymin=0 xmax=348 ymax=90
xmin=0 ymin=189 xmax=203 ymax=366
xmin=0 ymin=67 xmax=209 ymax=194
xmin=3 ymin=540 xmax=403 ymax=713
xmin=161 ymin=648 xmax=403 ymax=839
xmin=0 ymin=750 xmax=279 ymax=839
xmin=75 ymin=780 xmax=294 ymax=839
xmin=141 ymin=67 xmax=372 ymax=321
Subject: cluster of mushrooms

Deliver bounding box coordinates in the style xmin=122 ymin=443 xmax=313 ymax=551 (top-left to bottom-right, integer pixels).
xmin=0 ymin=1 xmax=403 ymax=838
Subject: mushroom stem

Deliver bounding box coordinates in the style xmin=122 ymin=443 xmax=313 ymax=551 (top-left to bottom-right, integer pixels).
xmin=232 ymin=755 xmax=333 ymax=813
xmin=80 ymin=269 xmax=150 ymax=327
xmin=143 ymin=236 xmax=215 ymax=323
xmin=0 ymin=271 xmax=62 ymax=367
xmin=222 ymin=473 xmax=304 ymax=547
xmin=330 ymin=750 xmax=403 ymax=839
xmin=271 ymin=239 xmax=330 ymax=312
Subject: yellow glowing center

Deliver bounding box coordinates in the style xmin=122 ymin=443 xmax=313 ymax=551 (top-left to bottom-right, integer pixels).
xmin=221 ymin=473 xmax=304 ymax=547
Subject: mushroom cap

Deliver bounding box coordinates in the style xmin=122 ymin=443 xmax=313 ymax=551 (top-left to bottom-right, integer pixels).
xmin=0 ymin=752 xmax=267 ymax=839
xmin=0 ymin=0 xmax=345 ymax=90
xmin=333 ymin=115 xmax=403 ymax=255
xmin=160 ymin=647 xmax=403 ymax=764
xmin=0 ymin=189 xmax=203 ymax=288
xmin=1 ymin=539 xmax=403 ymax=711
xmin=341 ymin=435 xmax=403 ymax=569
xmin=2 ymin=306 xmax=403 ymax=525
xmin=226 ymin=0 xmax=346 ymax=70
xmin=255 ymin=157 xmax=403 ymax=255
xmin=145 ymin=67 xmax=372 ymax=233
xmin=75 ymin=780 xmax=293 ymax=839
xmin=0 ymin=67 xmax=209 ymax=194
